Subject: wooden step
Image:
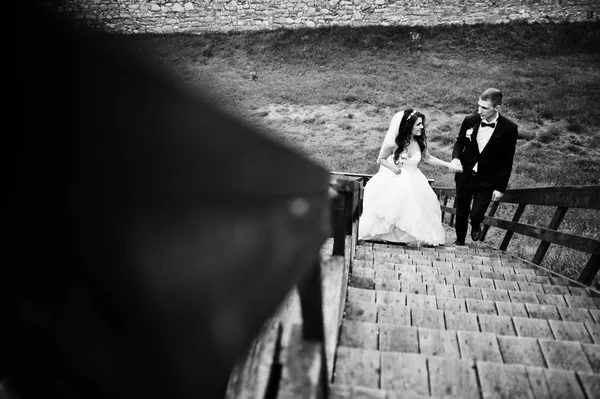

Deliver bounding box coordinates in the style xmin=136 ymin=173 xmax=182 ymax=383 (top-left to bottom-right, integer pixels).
xmin=351 ymin=266 xmax=598 ymax=300
xmin=348 ymin=276 xmax=600 ymax=314
xmin=337 ymin=319 xmax=599 ymax=373
xmin=331 ymin=348 xmax=599 ymax=398
xmin=334 ymin=241 xmax=600 ymax=397
xmin=343 ymin=299 xmax=599 ymax=343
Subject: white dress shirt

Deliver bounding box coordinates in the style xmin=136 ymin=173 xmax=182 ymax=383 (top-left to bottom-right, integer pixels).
xmin=473 ymin=113 xmax=499 ymax=173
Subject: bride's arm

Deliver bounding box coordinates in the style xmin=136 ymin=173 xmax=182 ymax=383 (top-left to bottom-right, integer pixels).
xmin=422 ymin=149 xmax=454 ymax=170
xmin=378 ymin=143 xmax=401 ymax=174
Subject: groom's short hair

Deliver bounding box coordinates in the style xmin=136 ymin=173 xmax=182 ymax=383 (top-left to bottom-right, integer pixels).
xmin=480 ymin=88 xmax=503 ymax=107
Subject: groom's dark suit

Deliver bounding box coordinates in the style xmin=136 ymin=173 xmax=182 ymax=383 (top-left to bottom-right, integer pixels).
xmin=452 ymin=113 xmax=518 ymax=243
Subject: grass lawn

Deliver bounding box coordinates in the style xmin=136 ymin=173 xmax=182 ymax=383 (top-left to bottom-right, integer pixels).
xmin=117 ymin=21 xmax=600 ymax=286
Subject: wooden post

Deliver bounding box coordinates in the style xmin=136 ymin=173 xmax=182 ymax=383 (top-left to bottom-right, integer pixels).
xmin=331 ymin=193 xmax=346 ymax=257
xmin=297 ymin=257 xmax=329 ymax=398
xmin=449 ymin=197 xmax=457 ymax=227
xmin=441 ymin=196 xmax=448 ymax=223
xmin=578 ymin=254 xmax=600 ymax=286
xmin=532 ymin=206 xmax=568 ymax=265
xmin=481 ymin=201 xmax=500 ymax=241
xmin=499 ymin=204 xmax=527 ymax=251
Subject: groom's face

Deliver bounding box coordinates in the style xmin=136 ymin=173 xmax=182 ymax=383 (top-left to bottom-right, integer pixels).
xmin=478 ymin=99 xmax=499 ymax=122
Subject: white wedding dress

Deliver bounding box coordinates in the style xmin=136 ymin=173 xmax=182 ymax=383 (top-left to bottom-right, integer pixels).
xmin=358 ymin=151 xmax=445 ymax=246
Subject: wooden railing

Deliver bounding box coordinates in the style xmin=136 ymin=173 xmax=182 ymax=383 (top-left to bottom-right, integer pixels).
xmin=434 ymin=186 xmax=600 ymax=286
xmin=11 ymin=8 xmax=364 ymax=399
xmin=224 ymin=178 xmax=360 ymax=398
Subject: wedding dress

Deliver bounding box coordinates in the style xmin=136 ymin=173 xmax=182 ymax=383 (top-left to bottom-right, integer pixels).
xmin=358 ymin=145 xmax=446 ymax=246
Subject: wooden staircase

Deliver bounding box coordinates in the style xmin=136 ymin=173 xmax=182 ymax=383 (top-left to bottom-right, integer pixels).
xmin=330 ymin=228 xmax=600 ymax=398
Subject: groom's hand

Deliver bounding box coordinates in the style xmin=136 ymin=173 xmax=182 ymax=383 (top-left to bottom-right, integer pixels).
xmin=492 ymin=190 xmax=503 ymax=201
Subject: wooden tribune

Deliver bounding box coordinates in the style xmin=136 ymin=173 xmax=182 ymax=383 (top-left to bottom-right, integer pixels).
xmin=434 ymin=186 xmax=600 ymax=285
xmin=12 ymin=8 xmax=334 ymax=399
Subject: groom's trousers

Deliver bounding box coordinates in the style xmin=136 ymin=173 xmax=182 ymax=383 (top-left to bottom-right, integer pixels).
xmin=455 ymin=172 xmax=494 ymax=242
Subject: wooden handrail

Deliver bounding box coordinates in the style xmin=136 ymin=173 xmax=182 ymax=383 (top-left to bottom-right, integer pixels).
xmin=432 ymin=185 xmax=600 ymax=286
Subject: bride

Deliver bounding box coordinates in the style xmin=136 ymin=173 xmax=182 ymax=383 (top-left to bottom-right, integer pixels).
xmin=358 ymin=109 xmax=461 ymax=246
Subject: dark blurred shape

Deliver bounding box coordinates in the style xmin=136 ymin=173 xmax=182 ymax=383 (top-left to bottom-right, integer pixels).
xmin=10 ymin=5 xmax=329 ymax=399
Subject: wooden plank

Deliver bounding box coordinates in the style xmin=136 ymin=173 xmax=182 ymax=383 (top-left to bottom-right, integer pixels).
xmin=481 ymin=289 xmax=510 ymax=302
xmin=512 ymin=317 xmax=554 ymax=340
xmin=481 ymin=200 xmax=500 ymax=242
xmin=278 ymin=325 xmax=325 ymax=399
xmin=440 ymin=205 xmax=456 ymax=215
xmin=482 ymin=217 xmax=600 ymax=255
xmin=466 ymin=299 xmax=498 ymax=315
xmin=436 ymin=297 xmax=466 ymax=313
xmin=517 ymin=282 xmax=544 ymax=294
xmin=538 ymin=340 xmax=594 ymax=373
xmin=378 ymin=305 xmax=411 ymax=325
xmin=557 ymin=308 xmax=595 ymax=323
xmin=578 ymin=254 xmax=600 ymax=286
xmin=380 ymin=352 xmax=429 ymax=395
xmin=454 ymin=286 xmax=483 ymax=300
xmin=406 ymin=293 xmax=437 ymax=310
xmin=577 ymin=373 xmax=600 ymax=399
xmin=508 ymin=291 xmax=539 ymax=305
xmin=532 ymin=206 xmax=568 ymax=265
xmin=224 ymin=321 xmax=282 ymax=399
xmin=428 ymin=357 xmax=479 ymax=398
xmin=338 ymin=320 xmax=379 ymax=350
xmin=498 ymin=186 xmax=600 ymax=209
xmin=479 ymin=315 xmax=516 ymax=336
xmin=496 ymin=336 xmax=546 ymax=367
xmin=344 ymin=301 xmax=378 ymax=323
xmin=541 ymin=368 xmax=587 ymax=399
xmin=418 ymin=329 xmax=460 ymax=358
xmin=411 ymin=308 xmax=445 ymax=330
xmin=375 ymin=291 xmax=406 ymax=305
xmin=329 ymin=384 xmax=386 ymax=399
xmin=496 ymin=302 xmax=529 ymax=318
xmin=524 ymin=304 xmax=561 ymax=320
xmin=347 ymin=287 xmax=376 ymax=303
xmin=470 ymin=277 xmax=495 ymax=290
xmin=536 ymin=293 xmax=567 ymax=307
xmin=441 ymin=195 xmax=448 ymax=223
xmin=582 ymin=343 xmax=600 ymax=372
xmin=321 ymin=255 xmax=347 ymax=380
xmin=434 ymin=185 xmax=600 ymax=209
xmin=477 ymin=362 xmax=535 ymax=399
xmin=585 ymin=322 xmax=600 ymax=344
xmin=379 ymin=324 xmax=419 ymax=353
xmin=564 ymin=295 xmax=598 ymax=310
xmin=457 ymin=331 xmax=503 ymax=363
xmin=333 ymin=347 xmax=380 ymax=388
xmin=500 ymin=203 xmax=526 ymax=251
xmin=548 ymin=319 xmax=593 ymax=343
xmin=445 ymin=311 xmax=480 ymax=332
xmin=525 ymin=367 xmax=551 ymax=399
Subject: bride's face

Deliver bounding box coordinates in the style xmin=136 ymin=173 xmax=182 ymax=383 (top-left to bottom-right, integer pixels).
xmin=412 ymin=117 xmax=424 ymax=136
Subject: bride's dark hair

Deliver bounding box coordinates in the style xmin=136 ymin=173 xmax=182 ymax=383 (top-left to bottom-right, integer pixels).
xmin=393 ymin=108 xmax=427 ymax=164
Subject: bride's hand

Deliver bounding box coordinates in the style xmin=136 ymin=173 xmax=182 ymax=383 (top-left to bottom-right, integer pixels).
xmin=392 ymin=166 xmax=402 ymax=174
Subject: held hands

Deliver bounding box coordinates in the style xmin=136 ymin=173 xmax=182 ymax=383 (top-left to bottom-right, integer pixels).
xmin=392 ymin=166 xmax=402 ymax=175
xmin=448 ymin=159 xmax=463 ymax=173
xmin=492 ymin=190 xmax=504 ymax=201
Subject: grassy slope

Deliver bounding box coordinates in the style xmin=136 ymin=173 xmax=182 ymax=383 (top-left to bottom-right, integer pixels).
xmin=120 ymin=21 xmax=600 ymax=286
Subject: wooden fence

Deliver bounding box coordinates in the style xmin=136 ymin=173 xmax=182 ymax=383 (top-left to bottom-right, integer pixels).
xmin=434 ymin=186 xmax=600 ymax=285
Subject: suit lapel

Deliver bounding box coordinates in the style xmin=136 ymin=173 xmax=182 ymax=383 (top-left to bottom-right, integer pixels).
xmin=471 ymin=115 xmax=482 ymax=154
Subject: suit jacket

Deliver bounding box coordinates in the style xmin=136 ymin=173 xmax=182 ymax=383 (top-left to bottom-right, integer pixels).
xmin=452 ymin=113 xmax=518 ymax=193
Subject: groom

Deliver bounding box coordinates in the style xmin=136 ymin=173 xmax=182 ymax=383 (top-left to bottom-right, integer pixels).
xmin=449 ymin=88 xmax=518 ymax=245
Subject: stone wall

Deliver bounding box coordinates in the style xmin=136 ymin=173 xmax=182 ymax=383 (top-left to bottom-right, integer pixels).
xmin=56 ymin=0 xmax=599 ymax=34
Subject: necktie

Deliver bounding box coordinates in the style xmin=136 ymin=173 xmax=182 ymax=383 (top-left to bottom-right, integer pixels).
xmin=481 ymin=121 xmax=496 ymax=128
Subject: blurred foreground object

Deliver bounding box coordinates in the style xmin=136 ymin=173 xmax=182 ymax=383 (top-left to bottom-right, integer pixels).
xmin=10 ymin=6 xmax=330 ymax=399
